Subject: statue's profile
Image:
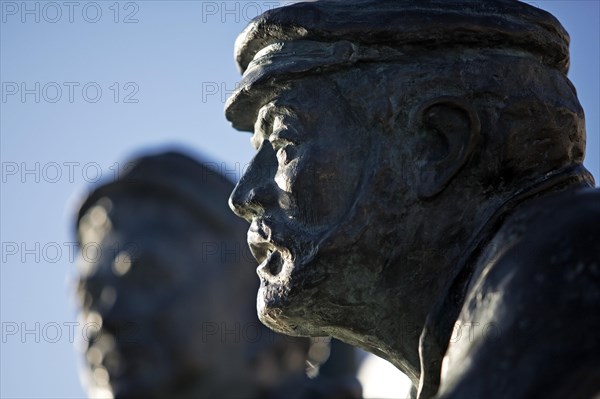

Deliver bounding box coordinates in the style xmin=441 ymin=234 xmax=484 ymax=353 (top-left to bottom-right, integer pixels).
xmin=225 ymin=1 xmax=600 ymax=398
xmin=74 ymin=151 xmax=361 ymax=399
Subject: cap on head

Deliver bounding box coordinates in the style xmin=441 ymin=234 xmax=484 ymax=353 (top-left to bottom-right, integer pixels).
xmin=76 ymin=151 xmax=239 ymax=236
xmin=225 ymin=0 xmax=570 ymax=132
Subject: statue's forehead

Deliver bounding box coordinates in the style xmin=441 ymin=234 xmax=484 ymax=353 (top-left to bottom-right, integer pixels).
xmin=250 ymin=76 xmax=334 ymax=121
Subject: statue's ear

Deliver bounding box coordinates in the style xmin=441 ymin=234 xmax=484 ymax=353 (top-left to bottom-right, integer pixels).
xmin=412 ymin=97 xmax=480 ymax=198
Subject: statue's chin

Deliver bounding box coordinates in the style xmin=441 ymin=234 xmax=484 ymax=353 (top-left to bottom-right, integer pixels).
xmin=257 ymin=279 xmax=326 ymax=338
xmin=255 ymin=235 xmax=366 ymax=338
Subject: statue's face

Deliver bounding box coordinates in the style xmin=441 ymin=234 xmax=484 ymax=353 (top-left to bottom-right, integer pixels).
xmin=77 ymin=201 xmax=260 ymax=398
xmin=230 ymin=77 xmax=375 ymax=335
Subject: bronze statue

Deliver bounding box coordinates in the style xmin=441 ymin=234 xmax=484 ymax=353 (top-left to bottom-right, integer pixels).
xmin=225 ymin=1 xmax=600 ymax=398
xmin=74 ymin=151 xmax=361 ymax=399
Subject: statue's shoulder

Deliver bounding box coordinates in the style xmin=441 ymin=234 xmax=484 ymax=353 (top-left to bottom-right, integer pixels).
xmin=473 ymin=185 xmax=600 ymax=288
xmin=438 ymin=186 xmax=600 ymax=399
xmin=484 ymin=185 xmax=600 ymax=313
xmin=513 ymin=186 xmax=600 ymax=276
xmin=527 ymin=185 xmax=600 ymax=235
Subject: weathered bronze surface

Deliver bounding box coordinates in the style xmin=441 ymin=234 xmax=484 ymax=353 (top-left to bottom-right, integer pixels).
xmin=75 ymin=151 xmax=361 ymax=399
xmin=225 ymin=1 xmax=600 ymax=398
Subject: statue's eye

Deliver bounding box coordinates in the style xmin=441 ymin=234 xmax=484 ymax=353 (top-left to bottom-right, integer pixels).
xmin=275 ymin=144 xmax=297 ymax=165
xmin=269 ymin=130 xmax=294 ymax=147
xmin=270 ymin=127 xmax=299 ymax=165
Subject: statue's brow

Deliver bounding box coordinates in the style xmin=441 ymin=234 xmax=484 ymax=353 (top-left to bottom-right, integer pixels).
xmin=255 ymin=103 xmax=302 ymax=142
xmin=255 ymin=105 xmax=276 ymax=137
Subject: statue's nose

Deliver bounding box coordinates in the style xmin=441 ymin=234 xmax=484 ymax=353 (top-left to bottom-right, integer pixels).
xmin=229 ymin=144 xmax=278 ymax=220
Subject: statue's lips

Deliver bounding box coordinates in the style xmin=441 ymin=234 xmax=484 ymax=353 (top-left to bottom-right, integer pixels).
xmin=247 ymin=233 xmax=274 ymax=264
xmin=248 ymin=219 xmax=287 ymax=277
xmin=247 ymin=232 xmax=285 ymax=277
xmin=247 ymin=219 xmax=282 ymax=263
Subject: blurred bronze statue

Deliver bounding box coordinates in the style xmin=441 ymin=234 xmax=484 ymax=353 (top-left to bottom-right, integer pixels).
xmin=74 ymin=151 xmax=361 ymax=399
xmin=225 ymin=1 xmax=600 ymax=398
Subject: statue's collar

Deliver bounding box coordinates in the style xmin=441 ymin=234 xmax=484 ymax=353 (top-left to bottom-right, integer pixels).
xmin=415 ymin=164 xmax=594 ymax=399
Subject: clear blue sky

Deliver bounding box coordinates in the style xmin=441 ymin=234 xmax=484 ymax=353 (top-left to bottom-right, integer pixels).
xmin=1 ymin=1 xmax=598 ymax=398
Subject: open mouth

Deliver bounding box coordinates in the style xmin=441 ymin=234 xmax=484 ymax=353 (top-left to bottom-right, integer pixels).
xmin=249 ymin=241 xmax=285 ymax=277
xmin=260 ymin=250 xmax=284 ymax=277
xmin=247 ymin=219 xmax=287 ymax=277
